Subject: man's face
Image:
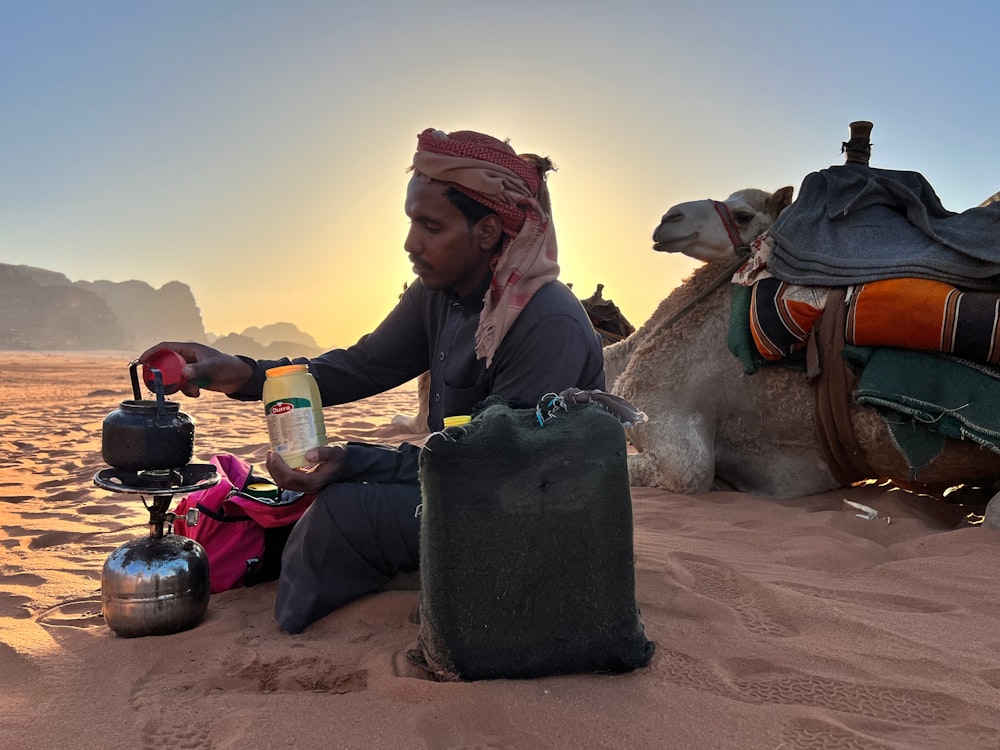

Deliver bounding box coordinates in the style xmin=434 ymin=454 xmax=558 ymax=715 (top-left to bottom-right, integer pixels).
xmin=404 ymin=176 xmax=498 ymax=298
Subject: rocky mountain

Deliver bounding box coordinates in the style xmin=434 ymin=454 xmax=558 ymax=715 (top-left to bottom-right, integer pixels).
xmin=0 ymin=264 xmax=125 ymax=349
xmin=212 ymin=332 xmax=323 ymax=360
xmin=239 ymin=322 xmax=320 ymax=349
xmin=74 ymin=278 xmax=208 ymax=347
xmin=0 ymin=263 xmax=321 ymax=355
xmin=215 ymin=322 xmax=323 ymax=359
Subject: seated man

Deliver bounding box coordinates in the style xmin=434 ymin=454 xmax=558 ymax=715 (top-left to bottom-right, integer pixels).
xmin=142 ymin=127 xmax=605 ymax=633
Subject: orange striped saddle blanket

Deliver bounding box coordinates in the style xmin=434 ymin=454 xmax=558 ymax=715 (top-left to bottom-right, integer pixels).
xmin=750 ymin=276 xmax=1000 ymax=365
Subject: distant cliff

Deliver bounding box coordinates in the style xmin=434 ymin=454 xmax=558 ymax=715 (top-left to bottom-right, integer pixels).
xmin=0 ymin=265 xmax=126 ymax=349
xmin=0 ymin=263 xmax=320 ymax=355
xmin=212 ymin=332 xmax=323 ymax=360
xmin=75 ymin=278 xmax=208 ymax=347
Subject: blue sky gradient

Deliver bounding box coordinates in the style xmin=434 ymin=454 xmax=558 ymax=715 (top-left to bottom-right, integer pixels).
xmin=3 ymin=1 xmax=997 ymax=346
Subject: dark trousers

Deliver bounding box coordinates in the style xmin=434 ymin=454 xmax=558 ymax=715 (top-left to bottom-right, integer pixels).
xmin=274 ymin=479 xmax=421 ymax=634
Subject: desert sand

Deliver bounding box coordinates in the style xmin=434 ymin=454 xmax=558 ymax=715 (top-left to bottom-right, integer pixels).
xmin=1 ymin=351 xmax=999 ymax=749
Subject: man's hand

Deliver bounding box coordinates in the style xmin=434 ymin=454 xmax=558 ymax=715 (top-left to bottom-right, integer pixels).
xmin=139 ymin=342 xmax=254 ymax=397
xmin=266 ymin=444 xmax=347 ymax=495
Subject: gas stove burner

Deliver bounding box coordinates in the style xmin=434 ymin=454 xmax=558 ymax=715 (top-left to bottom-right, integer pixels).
xmin=138 ymin=468 xmax=184 ymax=489
xmin=94 ymin=463 xmax=219 ymax=496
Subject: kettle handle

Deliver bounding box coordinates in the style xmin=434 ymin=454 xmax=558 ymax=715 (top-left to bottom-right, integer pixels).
xmin=129 ymin=360 xmax=142 ymax=400
xmin=128 ymin=360 xmax=168 ymax=419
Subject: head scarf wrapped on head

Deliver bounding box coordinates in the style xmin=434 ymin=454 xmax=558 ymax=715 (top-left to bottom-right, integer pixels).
xmin=411 ymin=128 xmax=560 ymax=367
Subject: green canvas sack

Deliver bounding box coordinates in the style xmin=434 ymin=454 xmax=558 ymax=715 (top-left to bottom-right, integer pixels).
xmin=412 ymin=392 xmax=655 ymax=681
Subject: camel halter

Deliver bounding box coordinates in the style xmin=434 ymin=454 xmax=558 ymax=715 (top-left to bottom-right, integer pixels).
xmin=712 ymin=200 xmax=749 ymax=253
xmin=636 ymin=198 xmax=755 ymax=344
xmin=651 ymin=201 xmax=753 ymax=334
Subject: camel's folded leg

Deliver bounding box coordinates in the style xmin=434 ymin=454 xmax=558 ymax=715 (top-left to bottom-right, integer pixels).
xmin=390 ymin=371 xmax=431 ymax=434
xmin=625 ymin=418 xmax=715 ymax=494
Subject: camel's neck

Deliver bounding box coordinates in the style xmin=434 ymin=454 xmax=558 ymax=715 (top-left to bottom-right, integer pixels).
xmin=640 ymin=259 xmax=735 ymax=339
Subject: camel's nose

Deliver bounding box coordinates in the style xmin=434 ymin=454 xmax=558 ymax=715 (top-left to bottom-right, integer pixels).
xmin=652 ymin=210 xmax=683 ymax=241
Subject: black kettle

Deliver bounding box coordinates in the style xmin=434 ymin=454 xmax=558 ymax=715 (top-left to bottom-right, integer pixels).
xmin=101 ymin=361 xmax=194 ymax=471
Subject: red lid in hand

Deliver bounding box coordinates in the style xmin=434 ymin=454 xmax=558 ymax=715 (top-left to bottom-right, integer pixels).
xmin=142 ymin=350 xmax=186 ymax=395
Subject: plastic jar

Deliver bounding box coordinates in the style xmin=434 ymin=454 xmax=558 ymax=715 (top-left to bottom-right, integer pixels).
xmin=262 ymin=364 xmax=328 ymax=468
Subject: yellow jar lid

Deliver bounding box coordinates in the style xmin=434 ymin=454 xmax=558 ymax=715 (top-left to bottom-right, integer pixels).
xmin=442 ymin=415 xmax=471 ymax=428
xmin=265 ymin=364 xmax=308 ymax=377
xmin=246 ymin=482 xmax=280 ymax=500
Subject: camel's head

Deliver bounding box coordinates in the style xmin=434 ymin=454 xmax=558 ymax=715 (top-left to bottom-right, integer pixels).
xmin=652 ymin=186 xmax=794 ymax=262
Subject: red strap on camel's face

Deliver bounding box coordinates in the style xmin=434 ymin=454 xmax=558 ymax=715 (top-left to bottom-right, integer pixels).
xmin=712 ymin=200 xmax=747 ymax=253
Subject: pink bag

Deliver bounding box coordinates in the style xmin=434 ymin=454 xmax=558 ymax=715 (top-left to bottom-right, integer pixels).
xmin=173 ymin=453 xmax=315 ymax=593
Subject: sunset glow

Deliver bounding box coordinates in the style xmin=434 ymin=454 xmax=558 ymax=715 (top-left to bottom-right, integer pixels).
xmin=3 ymin=1 xmax=998 ymax=348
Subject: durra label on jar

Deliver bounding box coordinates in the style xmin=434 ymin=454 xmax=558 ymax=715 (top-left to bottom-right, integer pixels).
xmin=263 ymin=364 xmax=328 ymax=469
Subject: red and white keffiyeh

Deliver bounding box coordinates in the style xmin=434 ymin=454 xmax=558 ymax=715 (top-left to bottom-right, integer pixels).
xmin=411 ymin=128 xmax=560 ymax=367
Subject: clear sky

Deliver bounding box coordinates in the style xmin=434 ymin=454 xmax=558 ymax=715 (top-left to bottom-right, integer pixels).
xmin=3 ymin=1 xmax=998 ymax=348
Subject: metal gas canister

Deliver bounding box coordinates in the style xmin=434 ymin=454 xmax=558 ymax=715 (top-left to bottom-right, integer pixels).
xmin=100 ymin=533 xmax=210 ymax=638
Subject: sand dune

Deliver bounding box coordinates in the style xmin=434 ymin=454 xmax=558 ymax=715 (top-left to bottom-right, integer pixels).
xmin=1 ymin=351 xmax=998 ymax=749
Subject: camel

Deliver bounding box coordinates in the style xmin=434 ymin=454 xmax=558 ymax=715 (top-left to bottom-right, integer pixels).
xmin=611 ymin=187 xmax=1000 ymax=498
xmin=579 ymin=283 xmax=635 ymax=345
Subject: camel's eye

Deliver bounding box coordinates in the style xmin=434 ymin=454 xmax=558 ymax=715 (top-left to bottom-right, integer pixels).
xmin=732 ymin=211 xmax=755 ymax=226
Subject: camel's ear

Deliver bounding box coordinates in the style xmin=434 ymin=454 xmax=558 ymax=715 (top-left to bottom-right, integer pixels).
xmin=768 ymin=186 xmax=795 ymax=218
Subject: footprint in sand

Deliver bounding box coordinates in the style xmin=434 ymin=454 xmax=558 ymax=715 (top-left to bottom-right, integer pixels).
xmin=141 ymin=718 xmax=215 ymax=750
xmin=652 ymin=649 xmax=975 ymax=737
xmin=778 ymin=715 xmax=1000 ymax=750
xmin=777 ymin=716 xmax=893 ymax=750
xmin=129 ymin=646 xmax=369 ymax=713
xmin=728 ymin=666 xmax=958 ymax=725
xmin=230 ymin=654 xmax=369 ymax=693
xmin=649 ymin=648 xmax=732 ymax=697
xmin=36 ymin=597 xmax=105 ymax=629
xmin=673 ymin=552 xmax=796 ymax=636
